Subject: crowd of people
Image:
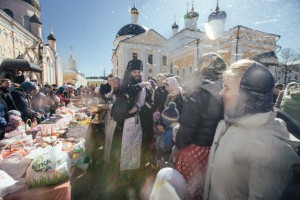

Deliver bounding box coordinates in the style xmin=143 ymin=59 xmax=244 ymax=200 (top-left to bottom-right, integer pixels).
xmin=1 ymin=52 xmax=300 ymax=200
xmin=0 ymin=78 xmax=98 ymax=139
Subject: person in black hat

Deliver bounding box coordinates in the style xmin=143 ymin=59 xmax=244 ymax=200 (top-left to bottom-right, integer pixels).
xmin=109 ymin=59 xmax=152 ymax=180
xmin=204 ymin=59 xmax=300 ymax=200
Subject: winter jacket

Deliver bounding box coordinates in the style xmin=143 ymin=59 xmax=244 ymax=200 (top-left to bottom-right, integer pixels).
xmin=0 ymin=97 xmax=8 ymax=139
xmin=10 ymin=88 xmax=37 ymax=122
xmin=153 ymin=86 xmax=168 ymax=113
xmin=280 ymin=87 xmax=300 ymax=124
xmin=0 ymin=87 xmax=16 ymax=110
xmin=176 ymin=80 xmax=223 ymax=148
xmin=156 ymin=127 xmax=174 ymax=161
xmin=204 ymin=111 xmax=300 ymax=200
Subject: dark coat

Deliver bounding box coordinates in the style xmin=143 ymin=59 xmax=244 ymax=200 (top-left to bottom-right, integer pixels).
xmin=0 ymin=87 xmax=17 ymax=110
xmin=99 ymin=83 xmax=111 ymax=99
xmin=0 ymin=97 xmax=8 ymax=139
xmin=153 ymin=86 xmax=168 ymax=113
xmin=10 ymin=88 xmax=37 ymax=122
xmin=175 ymin=80 xmax=224 ymax=149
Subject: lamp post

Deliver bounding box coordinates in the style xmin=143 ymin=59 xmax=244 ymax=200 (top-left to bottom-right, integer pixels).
xmin=235 ymin=26 xmax=241 ymax=62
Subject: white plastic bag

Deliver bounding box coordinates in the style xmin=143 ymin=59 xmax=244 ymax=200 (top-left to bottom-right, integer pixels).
xmin=0 ymin=170 xmax=25 ymax=198
xmin=25 ymin=143 xmax=71 ymax=188
xmin=0 ymin=154 xmax=31 ymax=179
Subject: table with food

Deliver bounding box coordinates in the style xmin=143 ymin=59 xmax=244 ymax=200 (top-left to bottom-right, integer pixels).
xmin=0 ymin=103 xmax=103 ymax=199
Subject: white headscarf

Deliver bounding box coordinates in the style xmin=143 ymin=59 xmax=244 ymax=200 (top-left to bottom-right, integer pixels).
xmin=150 ymin=167 xmax=186 ymax=200
xmin=165 ymin=77 xmax=181 ymax=97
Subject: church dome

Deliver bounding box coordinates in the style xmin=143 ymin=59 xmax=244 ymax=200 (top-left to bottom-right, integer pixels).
xmin=131 ymin=5 xmax=139 ymax=15
xmin=188 ymin=7 xmax=199 ymax=19
xmin=184 ymin=7 xmax=199 ymax=20
xmin=47 ymin=33 xmax=56 ymax=41
xmin=116 ymin=23 xmax=146 ymax=38
xmin=21 ymin=0 xmax=41 ymax=11
xmin=29 ymin=13 xmax=42 ymax=24
xmin=172 ymin=22 xmax=179 ymax=29
xmin=208 ymin=5 xmax=226 ymax=22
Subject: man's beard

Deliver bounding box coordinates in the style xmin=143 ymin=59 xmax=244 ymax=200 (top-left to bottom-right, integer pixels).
xmin=130 ymin=76 xmax=142 ymax=84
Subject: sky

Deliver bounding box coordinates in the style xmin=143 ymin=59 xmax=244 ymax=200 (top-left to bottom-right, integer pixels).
xmin=39 ymin=0 xmax=300 ymax=77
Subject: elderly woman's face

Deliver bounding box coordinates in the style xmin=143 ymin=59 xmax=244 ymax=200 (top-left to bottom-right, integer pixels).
xmin=219 ymin=76 xmax=240 ymax=112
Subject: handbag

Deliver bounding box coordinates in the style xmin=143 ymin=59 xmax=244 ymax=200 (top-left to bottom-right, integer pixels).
xmin=111 ymin=95 xmax=131 ymax=122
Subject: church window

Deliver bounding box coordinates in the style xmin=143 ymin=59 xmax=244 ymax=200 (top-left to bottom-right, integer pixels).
xmin=189 ymin=66 xmax=193 ymax=75
xmin=24 ymin=15 xmax=31 ymax=31
xmin=182 ymin=68 xmax=186 ymax=81
xmin=163 ymin=56 xmax=167 ymax=65
xmin=132 ymin=53 xmax=138 ymax=60
xmin=148 ymin=54 xmax=153 ymax=65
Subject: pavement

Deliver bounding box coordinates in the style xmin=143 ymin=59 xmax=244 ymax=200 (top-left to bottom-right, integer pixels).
xmin=70 ymin=123 xmax=157 ymax=200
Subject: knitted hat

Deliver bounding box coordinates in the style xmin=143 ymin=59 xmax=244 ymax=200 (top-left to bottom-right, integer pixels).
xmin=8 ymin=110 xmax=21 ymax=117
xmin=20 ymin=81 xmax=36 ymax=93
xmin=126 ymin=59 xmax=143 ymax=73
xmin=162 ymin=102 xmax=179 ymax=125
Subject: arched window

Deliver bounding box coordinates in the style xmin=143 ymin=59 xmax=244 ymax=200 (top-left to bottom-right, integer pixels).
xmin=4 ymin=9 xmax=13 ymax=18
xmin=148 ymin=68 xmax=153 ymax=80
xmin=182 ymin=68 xmax=186 ymax=81
xmin=189 ymin=66 xmax=193 ymax=76
xmin=24 ymin=15 xmax=31 ymax=31
xmin=176 ymin=69 xmax=179 ymax=76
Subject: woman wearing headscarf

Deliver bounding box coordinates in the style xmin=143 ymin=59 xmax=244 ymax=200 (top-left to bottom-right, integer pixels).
xmin=55 ymin=86 xmax=71 ymax=106
xmin=174 ymin=53 xmax=227 ymax=200
xmin=164 ymin=77 xmax=183 ymax=115
xmin=203 ymin=59 xmax=300 ymax=200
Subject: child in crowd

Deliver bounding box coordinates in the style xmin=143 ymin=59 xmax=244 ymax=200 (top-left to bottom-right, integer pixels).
xmin=154 ymin=102 xmax=179 ymax=169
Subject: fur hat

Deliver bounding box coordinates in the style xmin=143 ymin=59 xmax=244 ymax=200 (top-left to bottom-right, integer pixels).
xmin=20 ymin=81 xmax=36 ymax=93
xmin=239 ymin=61 xmax=275 ymax=113
xmin=162 ymin=102 xmax=179 ymax=125
xmin=126 ymin=59 xmax=143 ymax=73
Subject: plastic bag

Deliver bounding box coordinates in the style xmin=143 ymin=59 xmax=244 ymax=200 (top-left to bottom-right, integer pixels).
xmin=0 ymin=154 xmax=31 ymax=179
xmin=0 ymin=170 xmax=25 ymax=198
xmin=25 ymin=143 xmax=71 ymax=188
